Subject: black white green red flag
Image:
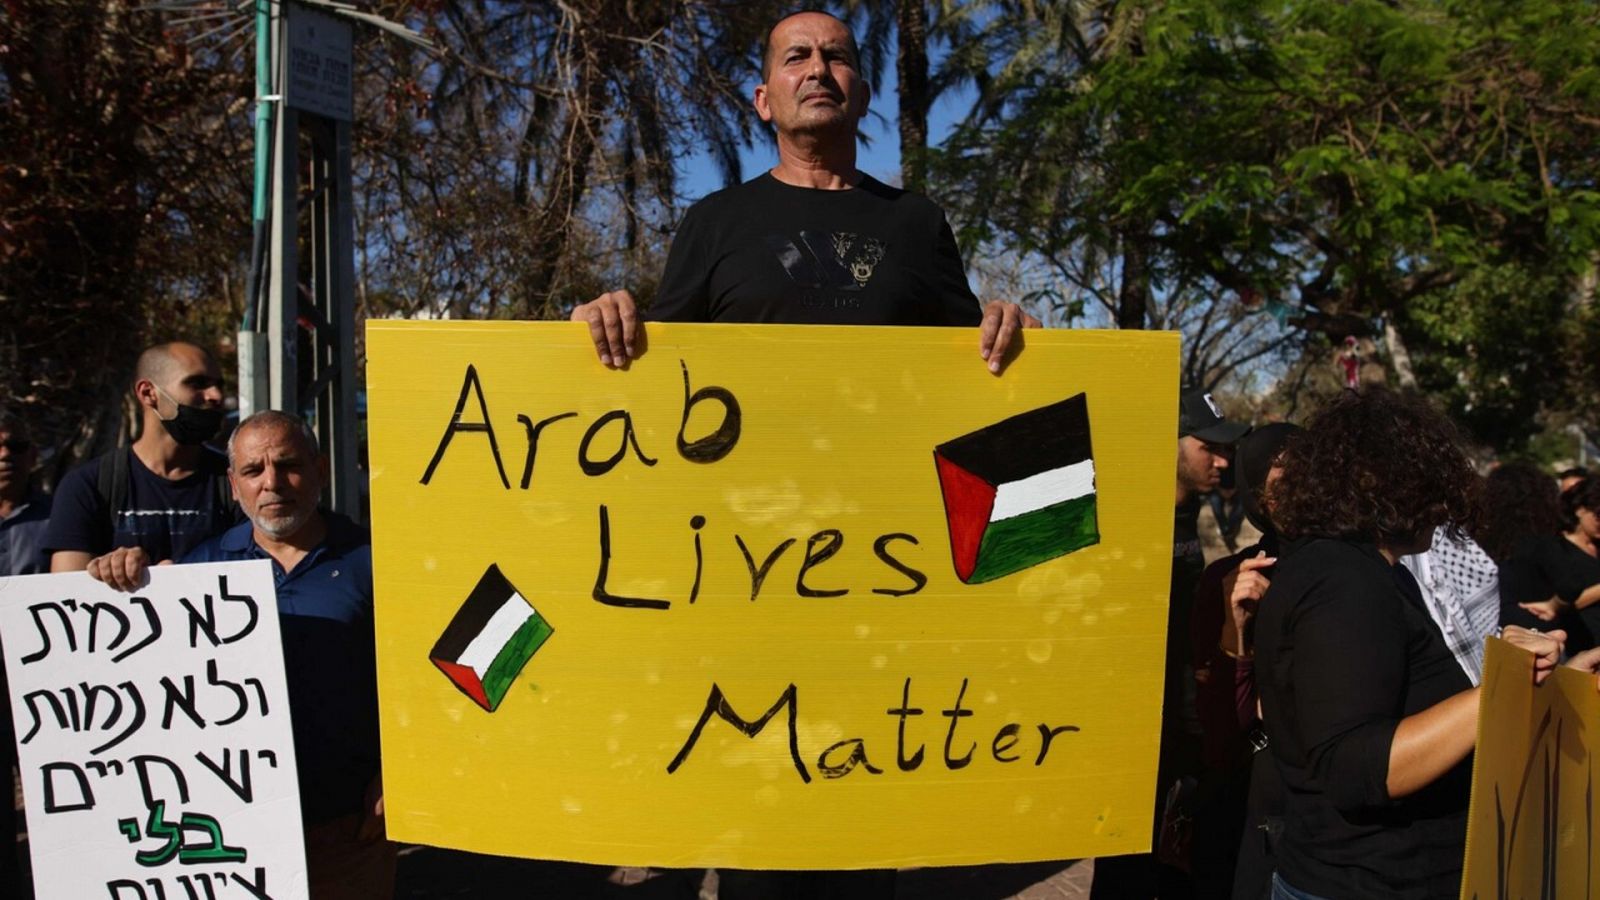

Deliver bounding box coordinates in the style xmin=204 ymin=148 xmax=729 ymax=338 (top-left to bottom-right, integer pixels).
xmin=934 ymin=393 xmax=1099 ymax=584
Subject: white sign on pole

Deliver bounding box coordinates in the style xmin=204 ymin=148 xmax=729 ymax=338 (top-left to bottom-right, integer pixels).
xmin=0 ymin=562 xmax=307 ymax=900
xmin=283 ymin=3 xmax=354 ymax=122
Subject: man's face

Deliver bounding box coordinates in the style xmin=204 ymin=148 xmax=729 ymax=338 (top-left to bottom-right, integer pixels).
xmin=0 ymin=425 xmax=34 ymax=500
xmin=754 ymin=13 xmax=868 ymax=138
xmin=144 ymin=344 xmax=225 ymax=416
xmin=229 ymin=422 xmax=326 ymax=540
xmin=1177 ymin=435 xmax=1230 ymax=497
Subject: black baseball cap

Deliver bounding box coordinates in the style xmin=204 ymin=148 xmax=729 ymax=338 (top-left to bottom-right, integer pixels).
xmin=1179 ymin=386 xmax=1249 ymax=443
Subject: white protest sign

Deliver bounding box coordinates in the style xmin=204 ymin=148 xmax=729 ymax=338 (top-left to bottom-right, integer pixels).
xmin=0 ymin=561 xmax=307 ymax=900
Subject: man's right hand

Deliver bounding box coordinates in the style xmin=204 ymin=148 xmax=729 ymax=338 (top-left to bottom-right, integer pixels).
xmin=571 ymin=290 xmax=640 ymax=368
xmin=86 ymin=546 xmax=158 ymax=592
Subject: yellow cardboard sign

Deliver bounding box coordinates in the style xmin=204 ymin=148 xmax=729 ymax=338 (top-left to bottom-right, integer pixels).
xmin=1463 ymin=637 xmax=1600 ymax=898
xmin=366 ymin=321 xmax=1178 ymax=868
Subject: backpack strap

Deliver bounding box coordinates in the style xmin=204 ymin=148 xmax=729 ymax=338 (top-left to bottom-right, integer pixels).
xmin=212 ymin=468 xmax=236 ymax=527
xmin=93 ymin=449 xmax=131 ymax=551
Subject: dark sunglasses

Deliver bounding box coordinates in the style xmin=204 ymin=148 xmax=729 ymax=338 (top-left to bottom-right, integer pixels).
xmin=1 ymin=439 xmax=32 ymax=453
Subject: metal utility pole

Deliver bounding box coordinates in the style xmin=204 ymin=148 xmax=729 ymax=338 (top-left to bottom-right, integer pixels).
xmin=240 ymin=1 xmax=360 ymax=518
xmin=232 ymin=0 xmax=430 ymax=521
xmin=239 ymin=0 xmax=273 ymax=423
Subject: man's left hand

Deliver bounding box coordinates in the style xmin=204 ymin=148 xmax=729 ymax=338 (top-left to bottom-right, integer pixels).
xmin=978 ymin=301 xmax=1042 ymax=375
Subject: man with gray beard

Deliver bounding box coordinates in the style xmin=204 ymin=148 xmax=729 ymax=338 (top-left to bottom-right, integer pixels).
xmin=87 ymin=410 xmax=391 ymax=899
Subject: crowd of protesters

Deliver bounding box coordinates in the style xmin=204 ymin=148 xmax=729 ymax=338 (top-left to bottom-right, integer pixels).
xmin=6 ymin=346 xmax=1598 ymax=900
xmin=1160 ymin=391 xmax=1600 ymax=900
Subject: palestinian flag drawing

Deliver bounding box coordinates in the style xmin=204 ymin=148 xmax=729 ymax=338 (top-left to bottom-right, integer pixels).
xmin=430 ymin=564 xmax=555 ymax=712
xmin=934 ymin=393 xmax=1099 ymax=584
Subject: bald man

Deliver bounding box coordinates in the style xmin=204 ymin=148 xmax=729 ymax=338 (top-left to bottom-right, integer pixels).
xmin=45 ymin=340 xmax=234 ymax=571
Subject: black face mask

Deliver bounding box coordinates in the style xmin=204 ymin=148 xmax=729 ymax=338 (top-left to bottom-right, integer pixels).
xmin=156 ymin=388 xmax=224 ymax=446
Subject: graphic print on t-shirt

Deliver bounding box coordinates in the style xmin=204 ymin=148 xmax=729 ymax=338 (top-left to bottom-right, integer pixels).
xmin=764 ymin=230 xmax=889 ymax=291
xmin=117 ymin=507 xmax=216 ymax=541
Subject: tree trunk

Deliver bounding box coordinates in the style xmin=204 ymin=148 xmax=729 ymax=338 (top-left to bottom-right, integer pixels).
xmin=896 ymin=0 xmax=929 ymax=192
xmin=519 ymin=42 xmax=607 ymax=317
xmin=1118 ymin=237 xmax=1149 ymax=330
xmin=1383 ymin=320 xmax=1418 ymax=388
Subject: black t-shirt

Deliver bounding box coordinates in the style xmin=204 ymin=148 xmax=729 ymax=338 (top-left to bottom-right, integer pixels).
xmin=1172 ymin=497 xmax=1207 ymax=619
xmin=649 ymin=173 xmax=983 ymax=326
xmin=1500 ymin=534 xmax=1600 ymax=650
xmin=1256 ymin=538 xmax=1473 ymax=899
xmin=1165 ymin=498 xmax=1207 ymax=741
xmin=1527 ymin=534 xmax=1600 ymax=605
xmin=1158 ymin=496 xmax=1203 ymax=749
xmin=43 ymin=448 xmax=232 ymax=563
xmin=1497 ymin=535 xmax=1555 ymax=608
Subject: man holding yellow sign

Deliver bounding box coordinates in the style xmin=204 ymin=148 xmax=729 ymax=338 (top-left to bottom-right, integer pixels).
xmin=370 ymin=21 xmax=1177 ymax=871
xmin=563 ymin=11 xmax=1043 ymax=894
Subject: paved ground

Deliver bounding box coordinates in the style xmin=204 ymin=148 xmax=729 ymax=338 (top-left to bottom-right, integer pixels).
xmin=392 ymin=848 xmax=1094 ymax=898
xmin=13 ymin=786 xmax=1099 ymax=898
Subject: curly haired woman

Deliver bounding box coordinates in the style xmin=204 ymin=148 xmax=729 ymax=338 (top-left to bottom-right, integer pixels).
xmin=1253 ymin=388 xmax=1565 ymax=900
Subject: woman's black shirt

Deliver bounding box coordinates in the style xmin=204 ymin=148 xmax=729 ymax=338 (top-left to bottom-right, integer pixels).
xmin=1256 ymin=538 xmax=1473 ymax=898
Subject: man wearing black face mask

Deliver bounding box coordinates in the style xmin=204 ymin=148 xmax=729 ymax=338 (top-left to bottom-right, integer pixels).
xmin=46 ymin=341 xmax=234 ymax=572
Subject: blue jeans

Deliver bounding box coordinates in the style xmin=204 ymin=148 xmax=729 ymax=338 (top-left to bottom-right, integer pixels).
xmin=1271 ymin=872 xmax=1333 ymax=900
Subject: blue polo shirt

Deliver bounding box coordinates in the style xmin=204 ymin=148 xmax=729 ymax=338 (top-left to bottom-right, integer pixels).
xmin=183 ymin=511 xmax=379 ymax=825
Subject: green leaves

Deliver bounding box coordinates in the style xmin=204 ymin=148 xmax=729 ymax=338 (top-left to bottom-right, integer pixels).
xmin=930 ymin=0 xmax=1600 ymax=447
